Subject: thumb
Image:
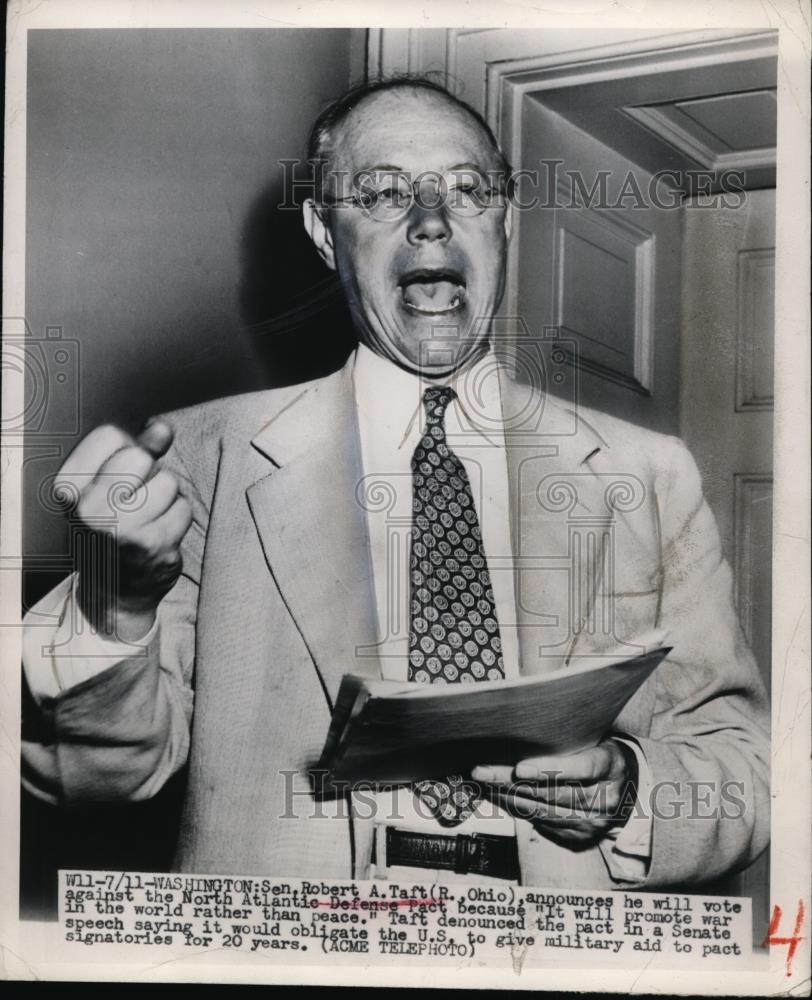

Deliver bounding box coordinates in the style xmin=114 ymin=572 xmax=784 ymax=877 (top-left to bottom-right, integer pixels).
xmin=137 ymin=418 xmax=174 ymax=459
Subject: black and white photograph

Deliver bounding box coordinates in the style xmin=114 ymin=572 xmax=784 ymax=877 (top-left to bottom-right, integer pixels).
xmin=1 ymin=1 xmax=809 ymax=991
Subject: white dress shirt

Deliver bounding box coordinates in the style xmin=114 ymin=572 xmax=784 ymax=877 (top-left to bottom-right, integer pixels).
xmin=353 ymin=344 xmax=651 ymax=881
xmin=23 ymin=343 xmax=652 ymax=882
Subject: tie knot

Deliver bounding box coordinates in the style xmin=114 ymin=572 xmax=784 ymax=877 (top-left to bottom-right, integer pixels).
xmin=422 ymin=386 xmax=456 ymax=426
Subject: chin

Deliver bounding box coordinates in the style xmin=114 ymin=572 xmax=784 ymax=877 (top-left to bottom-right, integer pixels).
xmin=403 ymin=338 xmax=486 ymax=378
xmin=401 ymin=314 xmax=477 ymax=356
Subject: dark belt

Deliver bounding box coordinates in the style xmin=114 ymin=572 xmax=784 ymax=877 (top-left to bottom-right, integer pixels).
xmin=384 ymin=827 xmax=519 ymax=880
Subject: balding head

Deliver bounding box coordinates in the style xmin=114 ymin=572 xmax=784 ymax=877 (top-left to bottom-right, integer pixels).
xmin=307 ymin=77 xmax=511 ymax=200
xmin=301 ymin=76 xmax=514 ymax=377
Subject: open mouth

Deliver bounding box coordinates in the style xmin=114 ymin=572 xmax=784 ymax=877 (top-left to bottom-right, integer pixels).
xmin=398 ymin=268 xmax=466 ymax=316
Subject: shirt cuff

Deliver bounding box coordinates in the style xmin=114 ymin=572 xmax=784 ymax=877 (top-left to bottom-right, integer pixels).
xmin=22 ymin=575 xmax=158 ymax=700
xmin=597 ymin=737 xmax=653 ymax=884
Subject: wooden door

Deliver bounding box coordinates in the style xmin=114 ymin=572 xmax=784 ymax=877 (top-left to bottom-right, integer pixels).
xmin=680 ymin=187 xmax=775 ymax=941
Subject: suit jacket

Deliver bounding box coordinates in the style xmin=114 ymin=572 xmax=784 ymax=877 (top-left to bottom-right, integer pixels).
xmin=22 ymin=353 xmax=770 ymax=889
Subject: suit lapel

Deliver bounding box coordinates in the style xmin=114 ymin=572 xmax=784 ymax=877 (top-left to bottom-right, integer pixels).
xmin=498 ymin=371 xmax=611 ymax=675
xmin=244 ymin=356 xmax=623 ymax=697
xmin=246 ymin=360 xmax=381 ymax=707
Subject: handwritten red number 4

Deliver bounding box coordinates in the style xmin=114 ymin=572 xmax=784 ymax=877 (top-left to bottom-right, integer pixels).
xmin=762 ymin=900 xmax=806 ymax=977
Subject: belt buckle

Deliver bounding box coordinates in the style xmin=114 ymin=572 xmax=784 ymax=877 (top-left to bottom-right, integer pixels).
xmin=454 ymin=833 xmax=481 ymax=875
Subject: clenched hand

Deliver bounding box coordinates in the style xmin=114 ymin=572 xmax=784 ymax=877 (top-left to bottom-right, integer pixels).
xmin=53 ymin=420 xmax=192 ymax=642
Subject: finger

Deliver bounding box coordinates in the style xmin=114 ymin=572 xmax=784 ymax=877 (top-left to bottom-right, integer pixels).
xmin=496 ymin=780 xmax=615 ymax=813
xmin=97 ymin=445 xmax=157 ymax=492
xmin=470 ymin=765 xmax=515 ymax=785
xmin=133 ymin=497 xmax=192 ymax=572
xmin=470 ymin=767 xmax=605 ymax=813
xmin=75 ymin=446 xmax=157 ymax=523
xmin=120 ymin=469 xmax=181 ymax=524
xmin=137 ymin=419 xmax=174 ymax=459
xmin=514 ymin=746 xmax=614 ymax=783
xmin=495 ymin=791 xmax=613 ymax=831
xmin=152 ymin=495 xmax=193 ymax=547
xmin=494 ymin=790 xmax=558 ymax=821
xmin=53 ymin=425 xmax=135 ymax=507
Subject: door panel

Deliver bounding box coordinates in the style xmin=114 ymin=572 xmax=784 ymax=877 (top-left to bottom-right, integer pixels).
xmin=680 ymin=189 xmax=774 ymax=651
xmin=515 ymin=100 xmax=682 ymax=431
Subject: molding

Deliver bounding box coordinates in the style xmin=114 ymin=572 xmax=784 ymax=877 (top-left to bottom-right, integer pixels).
xmin=733 ymin=473 xmax=773 ymax=644
xmin=736 ymin=248 xmax=775 ymax=412
xmin=367 ymin=28 xmax=457 ymax=87
xmin=483 ymin=30 xmax=777 ymax=112
xmin=483 ymin=30 xmax=777 ymax=322
xmin=444 ymin=28 xmax=461 ymax=87
xmin=621 ymin=102 xmax=775 ymax=173
xmin=552 ymin=186 xmax=655 ymax=396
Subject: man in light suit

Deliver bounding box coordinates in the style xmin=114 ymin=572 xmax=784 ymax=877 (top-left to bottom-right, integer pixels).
xmin=22 ymin=78 xmax=769 ymax=889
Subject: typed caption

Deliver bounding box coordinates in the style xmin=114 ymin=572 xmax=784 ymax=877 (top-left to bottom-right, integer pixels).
xmin=58 ymin=871 xmax=752 ymax=969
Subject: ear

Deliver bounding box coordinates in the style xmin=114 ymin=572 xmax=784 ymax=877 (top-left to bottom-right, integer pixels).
xmin=302 ymin=198 xmax=336 ymax=271
xmin=503 ymin=198 xmax=514 ymax=242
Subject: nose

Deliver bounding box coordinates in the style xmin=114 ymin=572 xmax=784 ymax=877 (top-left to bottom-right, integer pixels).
xmin=406 ymin=202 xmax=452 ymax=245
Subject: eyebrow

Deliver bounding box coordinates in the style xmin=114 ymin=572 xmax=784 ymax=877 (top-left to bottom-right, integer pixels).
xmin=357 ymin=161 xmax=493 ymax=176
xmin=359 ymin=163 xmax=403 ymax=174
xmin=448 ymin=162 xmax=488 ymax=173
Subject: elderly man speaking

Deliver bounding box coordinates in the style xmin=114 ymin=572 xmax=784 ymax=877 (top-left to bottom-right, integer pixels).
xmin=22 ymin=77 xmax=769 ymax=891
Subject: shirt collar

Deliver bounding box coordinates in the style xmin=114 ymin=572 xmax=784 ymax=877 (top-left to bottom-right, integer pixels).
xmin=352 ymin=342 xmax=505 ymax=451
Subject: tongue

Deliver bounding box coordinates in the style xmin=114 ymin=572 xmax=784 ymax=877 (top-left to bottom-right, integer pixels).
xmin=401 ymin=280 xmax=462 ymax=311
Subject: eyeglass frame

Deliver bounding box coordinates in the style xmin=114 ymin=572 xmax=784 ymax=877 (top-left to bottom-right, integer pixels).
xmin=317 ymin=167 xmax=515 ymax=222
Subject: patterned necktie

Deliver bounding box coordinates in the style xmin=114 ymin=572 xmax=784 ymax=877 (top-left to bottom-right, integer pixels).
xmin=408 ymin=385 xmax=505 ymax=826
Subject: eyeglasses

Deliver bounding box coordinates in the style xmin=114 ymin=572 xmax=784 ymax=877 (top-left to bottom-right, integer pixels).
xmin=320 ymin=169 xmax=512 ymax=222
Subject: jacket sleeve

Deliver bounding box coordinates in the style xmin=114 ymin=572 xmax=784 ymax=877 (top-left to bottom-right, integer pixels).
xmin=21 ymin=430 xmax=207 ymax=805
xmin=635 ymin=436 xmax=770 ymax=887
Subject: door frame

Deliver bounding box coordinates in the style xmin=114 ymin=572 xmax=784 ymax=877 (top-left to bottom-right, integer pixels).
xmin=368 ymin=28 xmax=778 ymax=319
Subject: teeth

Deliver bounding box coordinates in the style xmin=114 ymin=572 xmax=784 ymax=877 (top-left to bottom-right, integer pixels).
xmin=400 ymin=278 xmax=465 ymax=315
xmin=401 ymin=290 xmax=463 ymax=315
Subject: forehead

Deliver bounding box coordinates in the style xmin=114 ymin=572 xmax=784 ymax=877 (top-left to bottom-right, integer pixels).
xmin=330 ymin=89 xmax=501 ymax=174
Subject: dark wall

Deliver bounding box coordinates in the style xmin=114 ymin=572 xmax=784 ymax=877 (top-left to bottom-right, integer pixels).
xmin=21 ymin=27 xmax=361 ymax=916
xmin=24 ymin=28 xmax=360 ymax=605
